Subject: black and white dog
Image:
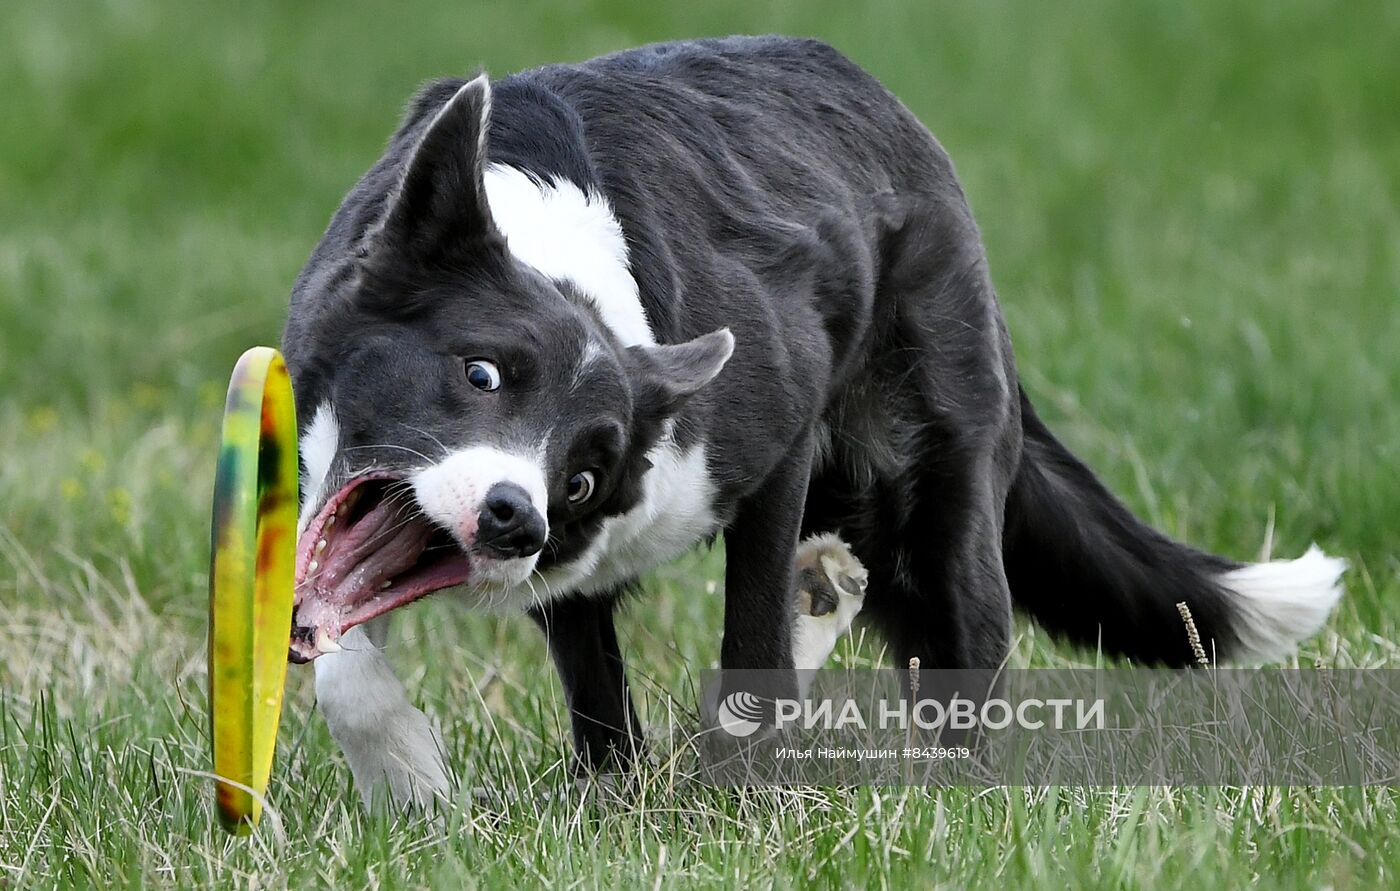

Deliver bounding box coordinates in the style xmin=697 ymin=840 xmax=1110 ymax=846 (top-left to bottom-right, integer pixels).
xmin=282 ymin=37 xmax=1344 ymax=808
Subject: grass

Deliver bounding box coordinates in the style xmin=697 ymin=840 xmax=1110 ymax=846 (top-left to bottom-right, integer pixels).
xmin=1 ymin=0 xmax=1398 ymax=887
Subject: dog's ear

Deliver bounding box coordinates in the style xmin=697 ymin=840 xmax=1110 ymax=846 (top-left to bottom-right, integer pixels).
xmin=369 ymin=74 xmax=501 ymax=263
xmin=628 ymin=328 xmax=735 ymax=415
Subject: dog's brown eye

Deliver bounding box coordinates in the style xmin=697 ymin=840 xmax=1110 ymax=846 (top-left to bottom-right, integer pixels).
xmin=464 ymin=359 xmax=501 ymax=391
xmin=567 ymin=470 xmax=596 ymax=504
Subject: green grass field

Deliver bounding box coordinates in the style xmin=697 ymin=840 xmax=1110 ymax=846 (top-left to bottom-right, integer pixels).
xmin=2 ymin=1 xmax=1397 ymax=887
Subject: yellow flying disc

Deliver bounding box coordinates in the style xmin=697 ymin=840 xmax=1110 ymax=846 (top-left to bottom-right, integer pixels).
xmin=208 ymin=347 xmax=298 ymax=834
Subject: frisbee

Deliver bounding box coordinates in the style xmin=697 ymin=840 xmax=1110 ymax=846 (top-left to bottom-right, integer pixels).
xmin=208 ymin=346 xmax=298 ymax=834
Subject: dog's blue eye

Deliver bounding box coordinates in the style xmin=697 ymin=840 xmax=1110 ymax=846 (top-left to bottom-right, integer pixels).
xmin=464 ymin=359 xmax=501 ymax=392
xmin=567 ymin=470 xmax=596 ymax=504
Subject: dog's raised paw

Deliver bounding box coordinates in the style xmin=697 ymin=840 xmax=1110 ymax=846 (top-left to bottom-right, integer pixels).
xmin=794 ymin=532 xmax=868 ymax=622
xmin=791 ymin=533 xmax=868 ymax=675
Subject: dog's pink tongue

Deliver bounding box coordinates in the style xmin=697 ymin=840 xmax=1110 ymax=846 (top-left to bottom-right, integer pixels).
xmin=292 ymin=497 xmax=432 ymax=654
xmin=329 ymin=519 xmax=431 ymax=602
xmin=311 ymin=497 xmax=400 ymax=594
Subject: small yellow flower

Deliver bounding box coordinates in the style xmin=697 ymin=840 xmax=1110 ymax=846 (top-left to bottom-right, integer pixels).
xmin=109 ymin=487 xmax=133 ymax=524
xmin=27 ymin=406 xmax=59 ymax=435
xmin=81 ymin=449 xmax=106 ymax=474
xmin=61 ymin=478 xmax=84 ymax=501
xmin=132 ymin=383 xmax=163 ymax=410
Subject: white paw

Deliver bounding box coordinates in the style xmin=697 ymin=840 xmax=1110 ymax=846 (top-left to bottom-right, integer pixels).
xmin=314 ymin=626 xmax=453 ymax=812
xmin=334 ymin=704 xmax=452 ymax=812
xmin=791 ymin=533 xmax=868 ymax=671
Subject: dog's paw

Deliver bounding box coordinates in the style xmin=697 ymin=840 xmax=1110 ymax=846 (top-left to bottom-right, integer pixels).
xmin=314 ymin=626 xmax=454 ymax=814
xmin=794 ymin=533 xmax=867 ymax=623
xmin=791 ymin=533 xmax=868 ymax=671
xmin=339 ymin=705 xmax=453 ymax=813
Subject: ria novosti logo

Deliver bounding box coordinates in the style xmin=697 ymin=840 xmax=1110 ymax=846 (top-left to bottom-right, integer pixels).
xmin=717 ymin=691 xmax=768 ymax=738
xmin=716 ymin=693 xmax=1105 ymax=737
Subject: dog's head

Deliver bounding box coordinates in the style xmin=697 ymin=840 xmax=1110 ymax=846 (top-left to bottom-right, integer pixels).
xmin=282 ymin=76 xmax=732 ymax=661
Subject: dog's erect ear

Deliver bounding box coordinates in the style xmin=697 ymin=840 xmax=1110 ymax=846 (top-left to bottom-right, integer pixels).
xmin=628 ymin=328 xmax=735 ymax=414
xmin=371 ymin=74 xmax=501 ymax=263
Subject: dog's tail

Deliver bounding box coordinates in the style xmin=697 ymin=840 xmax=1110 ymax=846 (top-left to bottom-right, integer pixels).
xmin=1004 ymin=387 xmax=1344 ymax=665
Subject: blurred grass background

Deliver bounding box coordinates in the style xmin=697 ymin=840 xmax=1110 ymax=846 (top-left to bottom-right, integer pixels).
xmin=1 ymin=1 xmax=1397 ymax=887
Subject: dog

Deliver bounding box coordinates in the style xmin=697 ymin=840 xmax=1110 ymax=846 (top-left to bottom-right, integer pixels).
xmin=281 ymin=36 xmax=1345 ymax=809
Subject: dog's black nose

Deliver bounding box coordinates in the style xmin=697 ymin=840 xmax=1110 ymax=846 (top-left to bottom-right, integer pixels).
xmin=477 ymin=482 xmax=547 ymax=559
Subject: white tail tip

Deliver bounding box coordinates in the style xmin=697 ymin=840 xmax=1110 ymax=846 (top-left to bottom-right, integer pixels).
xmin=1218 ymin=544 xmax=1346 ymax=664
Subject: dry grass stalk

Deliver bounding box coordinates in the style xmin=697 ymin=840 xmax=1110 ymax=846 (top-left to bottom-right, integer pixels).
xmin=1176 ymin=601 xmax=1211 ymax=668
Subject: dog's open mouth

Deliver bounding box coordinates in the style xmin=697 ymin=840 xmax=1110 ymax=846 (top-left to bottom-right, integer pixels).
xmin=288 ymin=472 xmax=470 ymax=663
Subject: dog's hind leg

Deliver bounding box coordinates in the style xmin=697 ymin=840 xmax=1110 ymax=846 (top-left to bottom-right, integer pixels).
xmin=850 ymin=197 xmax=1021 ymax=670
xmin=314 ymin=617 xmax=452 ymax=811
xmin=862 ymin=468 xmax=1015 ymax=670
xmin=529 ymin=591 xmax=644 ymax=772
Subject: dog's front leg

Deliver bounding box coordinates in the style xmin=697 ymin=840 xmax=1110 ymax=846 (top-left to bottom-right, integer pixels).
xmin=528 ymin=591 xmax=643 ymax=772
xmin=314 ymin=620 xmax=452 ymax=811
xmin=719 ymin=434 xmax=815 ymax=705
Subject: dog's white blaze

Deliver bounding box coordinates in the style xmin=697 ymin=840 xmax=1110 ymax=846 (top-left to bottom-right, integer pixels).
xmin=482 ymin=163 xmax=655 ymax=347
xmin=297 ymin=402 xmax=340 ymax=533
xmin=412 ymin=445 xmax=549 ymax=541
xmin=572 ymin=338 xmax=607 ymax=389
xmin=1219 ymin=544 xmax=1346 ymax=664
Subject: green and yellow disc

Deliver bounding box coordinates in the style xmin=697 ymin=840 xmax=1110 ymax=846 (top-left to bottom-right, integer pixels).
xmin=208 ymin=346 xmax=298 ymax=834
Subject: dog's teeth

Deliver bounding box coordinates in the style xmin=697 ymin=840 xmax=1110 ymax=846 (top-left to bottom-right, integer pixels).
xmin=313 ymin=629 xmax=342 ymax=654
xmin=308 ymin=560 xmax=319 ymax=573
xmin=315 ymin=538 xmax=327 ymax=553
xmin=380 ymin=580 xmax=392 ymax=590
xmin=326 ymin=514 xmax=337 ymax=527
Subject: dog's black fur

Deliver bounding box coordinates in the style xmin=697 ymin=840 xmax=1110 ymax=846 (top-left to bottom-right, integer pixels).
xmin=285 ymin=36 xmax=1303 ymax=769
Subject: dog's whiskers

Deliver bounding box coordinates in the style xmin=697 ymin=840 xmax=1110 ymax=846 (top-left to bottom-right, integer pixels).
xmin=530 ymin=569 xmax=557 ymax=603
xmin=523 ymin=575 xmax=542 ymax=611
xmin=398 ymin=423 xmax=451 ymax=460
xmin=343 ymin=443 xmax=436 ymax=465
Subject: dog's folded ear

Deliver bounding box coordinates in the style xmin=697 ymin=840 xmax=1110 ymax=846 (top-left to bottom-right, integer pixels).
xmin=367 ymin=74 xmax=503 ymax=265
xmin=628 ymin=328 xmax=735 ymax=414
